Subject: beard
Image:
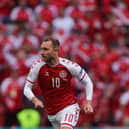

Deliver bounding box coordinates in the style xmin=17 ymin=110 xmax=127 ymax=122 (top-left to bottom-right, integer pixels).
xmin=42 ymin=54 xmax=55 ymax=64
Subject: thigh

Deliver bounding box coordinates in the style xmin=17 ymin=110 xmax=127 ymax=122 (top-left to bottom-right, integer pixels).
xmin=60 ymin=103 xmax=80 ymax=129
xmin=50 ymin=120 xmax=60 ymax=129
xmin=48 ymin=115 xmax=60 ymax=129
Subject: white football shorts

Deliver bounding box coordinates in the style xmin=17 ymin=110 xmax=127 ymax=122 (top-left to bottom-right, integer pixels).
xmin=48 ymin=103 xmax=80 ymax=129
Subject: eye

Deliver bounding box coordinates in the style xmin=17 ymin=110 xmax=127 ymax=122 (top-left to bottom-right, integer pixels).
xmin=41 ymin=47 xmax=49 ymax=51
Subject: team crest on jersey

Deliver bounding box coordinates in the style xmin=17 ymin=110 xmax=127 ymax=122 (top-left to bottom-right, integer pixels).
xmin=59 ymin=70 xmax=67 ymax=78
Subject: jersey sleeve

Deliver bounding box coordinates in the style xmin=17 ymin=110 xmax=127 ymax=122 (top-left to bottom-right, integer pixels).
xmin=24 ymin=59 xmax=45 ymax=101
xmin=26 ymin=59 xmax=44 ymax=83
xmin=27 ymin=66 xmax=39 ymax=83
xmin=69 ymin=62 xmax=93 ymax=101
xmin=60 ymin=58 xmax=89 ymax=81
xmin=70 ymin=63 xmax=86 ymax=81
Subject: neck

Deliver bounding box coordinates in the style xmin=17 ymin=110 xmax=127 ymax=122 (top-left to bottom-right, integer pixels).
xmin=47 ymin=56 xmax=59 ymax=66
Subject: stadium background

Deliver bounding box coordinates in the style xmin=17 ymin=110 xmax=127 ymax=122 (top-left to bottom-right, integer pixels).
xmin=0 ymin=0 xmax=129 ymax=128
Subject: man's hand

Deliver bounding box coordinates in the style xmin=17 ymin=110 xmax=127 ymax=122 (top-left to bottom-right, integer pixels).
xmin=31 ymin=97 xmax=44 ymax=109
xmin=83 ymin=100 xmax=93 ymax=114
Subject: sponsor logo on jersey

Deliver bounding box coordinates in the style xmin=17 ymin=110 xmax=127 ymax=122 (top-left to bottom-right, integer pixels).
xmin=59 ymin=70 xmax=67 ymax=78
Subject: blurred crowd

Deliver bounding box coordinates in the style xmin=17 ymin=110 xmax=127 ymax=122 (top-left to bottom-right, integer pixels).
xmin=0 ymin=0 xmax=129 ymax=128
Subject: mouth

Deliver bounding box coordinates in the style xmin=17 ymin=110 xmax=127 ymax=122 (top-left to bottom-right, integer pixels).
xmin=42 ymin=56 xmax=46 ymax=58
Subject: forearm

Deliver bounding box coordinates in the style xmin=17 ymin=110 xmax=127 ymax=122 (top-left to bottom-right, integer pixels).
xmin=23 ymin=81 xmax=35 ymax=101
xmin=82 ymin=74 xmax=93 ymax=101
xmin=31 ymin=94 xmax=44 ymax=108
xmin=31 ymin=96 xmax=40 ymax=103
xmin=82 ymin=75 xmax=94 ymax=114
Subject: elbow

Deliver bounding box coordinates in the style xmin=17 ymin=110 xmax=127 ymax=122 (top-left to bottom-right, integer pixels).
xmin=23 ymin=83 xmax=34 ymax=101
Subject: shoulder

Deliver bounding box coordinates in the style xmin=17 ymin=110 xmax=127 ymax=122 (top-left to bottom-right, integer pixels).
xmin=31 ymin=58 xmax=46 ymax=69
xmin=59 ymin=57 xmax=82 ymax=75
xmin=59 ymin=57 xmax=80 ymax=67
xmin=27 ymin=58 xmax=46 ymax=79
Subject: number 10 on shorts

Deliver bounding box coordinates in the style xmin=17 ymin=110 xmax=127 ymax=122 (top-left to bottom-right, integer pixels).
xmin=64 ymin=113 xmax=74 ymax=122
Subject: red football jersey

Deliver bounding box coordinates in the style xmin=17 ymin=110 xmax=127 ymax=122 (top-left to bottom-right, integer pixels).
xmin=27 ymin=57 xmax=87 ymax=114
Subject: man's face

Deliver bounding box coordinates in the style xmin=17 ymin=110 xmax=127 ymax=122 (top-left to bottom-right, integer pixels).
xmin=40 ymin=41 xmax=55 ymax=62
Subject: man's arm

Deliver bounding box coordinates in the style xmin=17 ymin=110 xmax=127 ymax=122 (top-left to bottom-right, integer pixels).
xmin=31 ymin=96 xmax=44 ymax=108
xmin=60 ymin=58 xmax=93 ymax=113
xmin=81 ymin=73 xmax=93 ymax=114
xmin=23 ymin=60 xmax=45 ymax=108
xmin=24 ymin=81 xmax=44 ymax=108
xmin=70 ymin=63 xmax=93 ymax=113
